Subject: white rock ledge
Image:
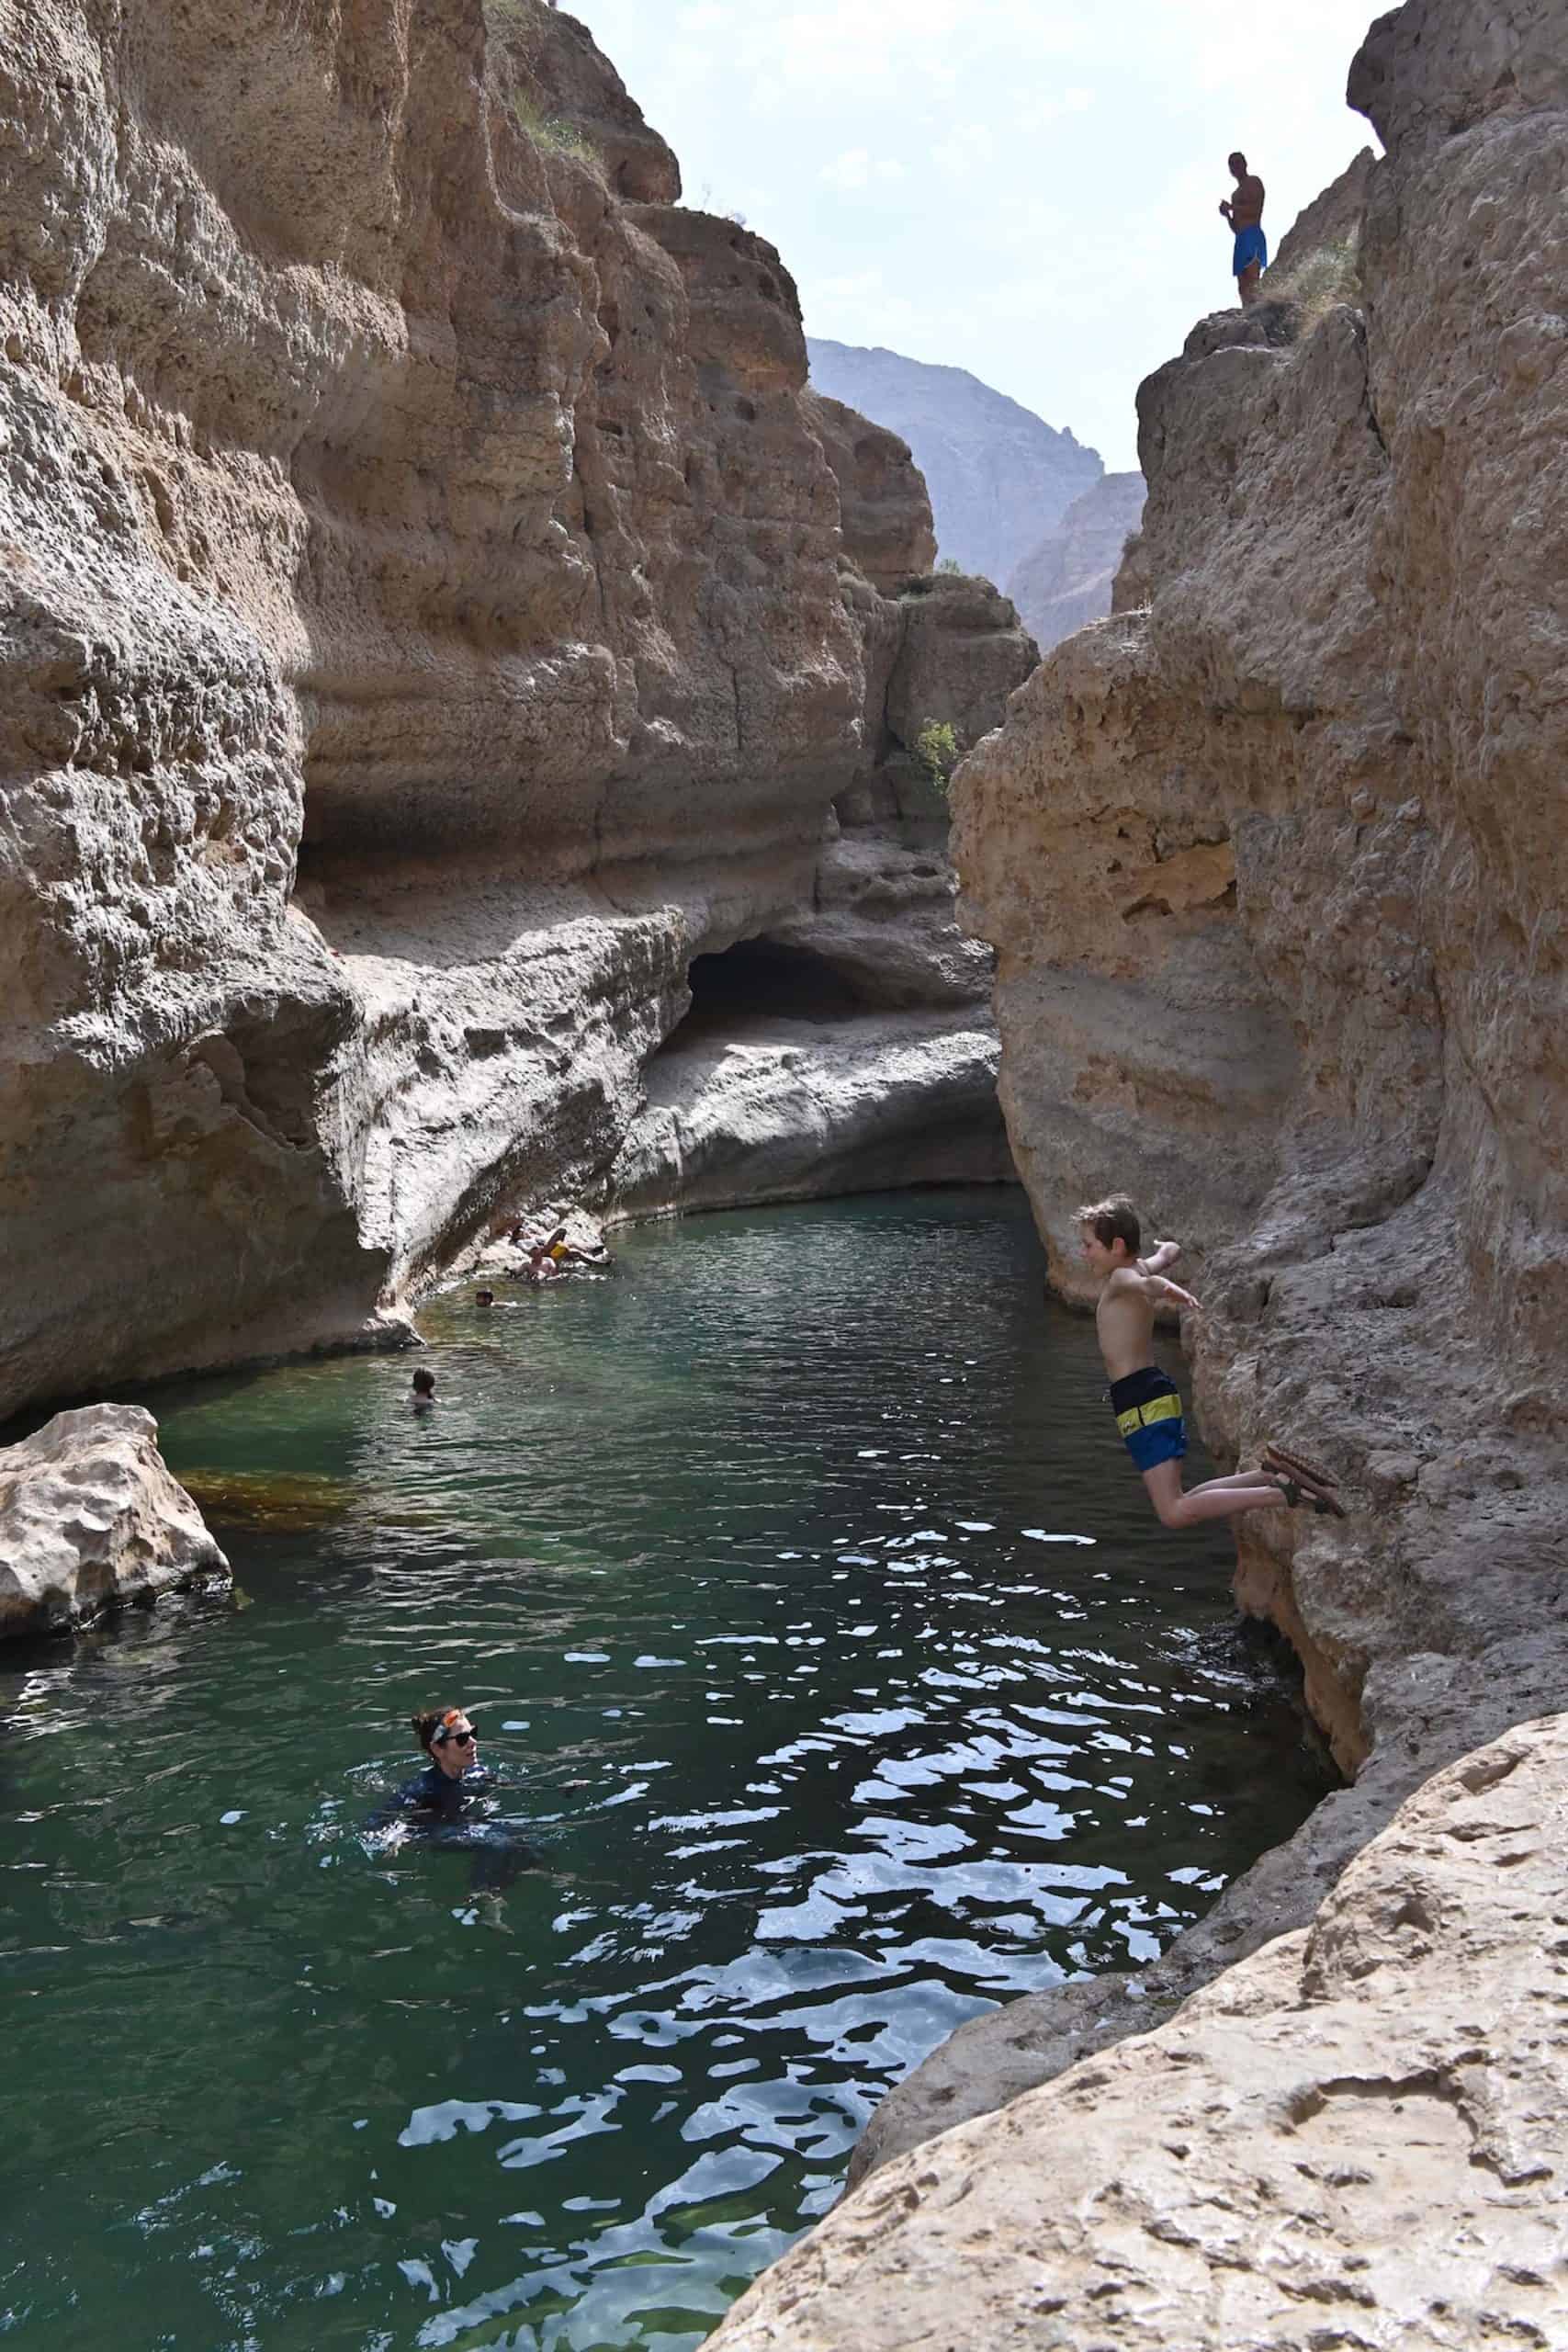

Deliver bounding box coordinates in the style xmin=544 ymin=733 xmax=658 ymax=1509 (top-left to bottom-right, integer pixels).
xmin=0 ymin=1405 xmax=230 ymax=1640
xmin=607 ymin=1010 xmax=1015 ymax=1218
xmin=706 ymin=1711 xmax=1568 ymax=2351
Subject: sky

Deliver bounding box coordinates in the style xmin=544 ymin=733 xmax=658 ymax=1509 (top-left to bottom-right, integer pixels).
xmin=570 ymin=0 xmax=1382 ymax=472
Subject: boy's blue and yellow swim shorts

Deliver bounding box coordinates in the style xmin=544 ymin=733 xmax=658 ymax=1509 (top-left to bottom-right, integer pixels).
xmin=1110 ymin=1366 xmax=1187 ymax=1472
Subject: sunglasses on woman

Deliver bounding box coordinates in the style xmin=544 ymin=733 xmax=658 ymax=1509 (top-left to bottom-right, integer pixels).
xmin=436 ymin=1726 xmax=475 ymax=1747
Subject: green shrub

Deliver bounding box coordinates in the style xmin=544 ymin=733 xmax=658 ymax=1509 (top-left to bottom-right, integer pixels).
xmin=1264 ymin=234 xmax=1363 ymax=332
xmin=916 ymin=718 xmax=961 ymax=791
xmin=935 ymin=556 xmax=963 ymax=576
xmin=510 ymin=91 xmax=600 ymax=165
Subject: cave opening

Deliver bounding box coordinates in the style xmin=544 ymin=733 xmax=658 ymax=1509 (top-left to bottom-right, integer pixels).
xmin=660 ymin=936 xmax=872 ymax=1052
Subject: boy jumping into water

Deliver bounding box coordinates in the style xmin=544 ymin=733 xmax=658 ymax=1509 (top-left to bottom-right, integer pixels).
xmin=1078 ymin=1194 xmax=1342 ymax=1528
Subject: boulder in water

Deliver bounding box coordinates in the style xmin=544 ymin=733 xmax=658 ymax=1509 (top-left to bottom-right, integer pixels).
xmin=0 ymin=1405 xmax=229 ymax=1640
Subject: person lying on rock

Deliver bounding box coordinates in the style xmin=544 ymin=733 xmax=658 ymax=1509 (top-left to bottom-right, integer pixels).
xmin=525 ymin=1225 xmax=608 ymax=1279
xmin=1219 ymin=151 xmax=1267 ymax=305
xmin=1078 ymin=1193 xmax=1343 ymax=1527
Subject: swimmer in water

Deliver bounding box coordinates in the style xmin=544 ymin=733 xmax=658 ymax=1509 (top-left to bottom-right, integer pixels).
xmin=1079 ymin=1193 xmax=1344 ymax=1527
xmin=411 ymin=1366 xmax=435 ymax=1411
xmin=475 ymin=1288 xmax=496 ymax=1308
xmin=397 ymin=1708 xmax=485 ymax=1815
xmin=367 ymin=1708 xmax=542 ymax=1904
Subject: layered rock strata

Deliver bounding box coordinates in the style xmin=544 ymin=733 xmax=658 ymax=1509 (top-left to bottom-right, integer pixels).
xmin=829 ymin=0 xmax=1568 ymax=2238
xmin=0 ymin=0 xmax=1024 ymax=1421
xmin=708 ymin=1712 xmax=1568 ymax=2351
xmin=0 ymin=1404 xmax=228 ymax=1636
xmin=607 ymin=564 xmax=1037 ymax=1217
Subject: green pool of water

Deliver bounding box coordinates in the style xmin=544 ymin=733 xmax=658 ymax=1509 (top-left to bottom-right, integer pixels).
xmin=0 ymin=1191 xmax=1331 ymax=2350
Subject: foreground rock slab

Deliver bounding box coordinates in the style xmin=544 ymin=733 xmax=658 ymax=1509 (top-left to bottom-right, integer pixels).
xmin=0 ymin=1405 xmax=229 ymax=1639
xmin=708 ymin=1712 xmax=1568 ymax=2351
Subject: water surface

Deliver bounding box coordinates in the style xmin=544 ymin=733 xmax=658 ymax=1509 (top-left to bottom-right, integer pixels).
xmin=0 ymin=1192 xmax=1330 ymax=2350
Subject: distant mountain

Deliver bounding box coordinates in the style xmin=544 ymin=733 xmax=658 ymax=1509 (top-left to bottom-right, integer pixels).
xmin=1008 ymin=471 xmax=1146 ymax=652
xmin=806 ymin=338 xmax=1103 ymax=590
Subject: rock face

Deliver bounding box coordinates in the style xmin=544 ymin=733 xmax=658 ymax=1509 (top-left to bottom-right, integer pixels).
xmin=608 ymin=1011 xmax=1012 ymax=1219
xmin=0 ymin=1405 xmax=228 ymax=1637
xmin=706 ymin=1711 xmax=1568 ymax=2351
xmin=802 ymin=392 xmax=936 ymax=591
xmin=0 ymin=0 xmax=1028 ymax=1419
xmin=1269 ymin=144 xmax=1377 ymax=278
xmin=700 ymin=0 xmax=1568 ymax=2324
xmin=826 ymin=0 xmax=1568 ymax=2273
xmin=607 ymin=565 xmax=1038 ymax=1218
xmin=953 ymin=0 xmax=1568 ymax=1774
xmin=1007 ymin=469 xmax=1147 ymax=650
xmin=806 ymin=337 xmax=1103 ymax=585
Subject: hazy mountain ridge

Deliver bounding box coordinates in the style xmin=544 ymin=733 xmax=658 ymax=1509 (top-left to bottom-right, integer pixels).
xmin=806 ymin=337 xmax=1103 ymax=589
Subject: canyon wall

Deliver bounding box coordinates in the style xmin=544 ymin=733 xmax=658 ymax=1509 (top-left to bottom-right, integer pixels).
xmin=952 ymin=0 xmax=1568 ymax=1781
xmin=0 ymin=0 xmax=1030 ymax=1419
xmin=711 ymin=0 xmax=1568 ymax=2341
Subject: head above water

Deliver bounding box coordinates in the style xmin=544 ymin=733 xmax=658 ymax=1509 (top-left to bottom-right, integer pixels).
xmin=1076 ymin=1193 xmax=1142 ymax=1266
xmin=411 ymin=1365 xmax=435 ymax=1396
xmin=412 ymin=1707 xmax=478 ymax=1774
xmin=475 ymin=1289 xmax=495 ymax=1307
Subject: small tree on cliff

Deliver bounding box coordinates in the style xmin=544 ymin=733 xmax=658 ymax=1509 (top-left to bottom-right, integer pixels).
xmin=916 ymin=719 xmax=961 ymax=795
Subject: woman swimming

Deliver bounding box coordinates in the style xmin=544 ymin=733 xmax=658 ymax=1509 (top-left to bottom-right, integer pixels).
xmin=369 ymin=1706 xmax=541 ymax=1891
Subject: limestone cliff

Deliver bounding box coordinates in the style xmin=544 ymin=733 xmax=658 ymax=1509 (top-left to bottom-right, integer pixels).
xmin=0 ymin=0 xmax=1030 ymax=1418
xmin=712 ymin=0 xmax=1568 ymax=2338
xmin=954 ymin=0 xmax=1568 ymax=1785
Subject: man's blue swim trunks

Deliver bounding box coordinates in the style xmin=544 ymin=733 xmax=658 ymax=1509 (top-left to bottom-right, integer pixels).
xmin=1111 ymin=1366 xmax=1187 ymax=1472
xmin=1233 ymin=225 xmax=1268 ymax=278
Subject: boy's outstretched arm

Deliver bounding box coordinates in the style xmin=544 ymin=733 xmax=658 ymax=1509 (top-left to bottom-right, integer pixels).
xmin=1148 ymin=1274 xmax=1199 ymax=1313
xmin=1137 ymin=1238 xmax=1182 ymax=1274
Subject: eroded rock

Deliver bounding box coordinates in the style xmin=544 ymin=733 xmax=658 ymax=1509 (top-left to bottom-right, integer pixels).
xmin=609 ymin=1011 xmax=1011 ymax=1219
xmin=710 ymin=1713 xmax=1568 ymax=2350
xmin=820 ymin=0 xmax=1568 ymax=2294
xmin=0 ymin=0 xmax=1023 ymax=1416
xmin=0 ymin=1405 xmax=228 ymax=1638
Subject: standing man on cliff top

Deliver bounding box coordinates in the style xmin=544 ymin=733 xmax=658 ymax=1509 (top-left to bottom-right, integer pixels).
xmin=1219 ymin=152 xmax=1267 ymax=305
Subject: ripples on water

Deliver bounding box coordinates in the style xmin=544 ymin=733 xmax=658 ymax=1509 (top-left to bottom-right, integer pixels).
xmin=0 ymin=1192 xmax=1332 ymax=2350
